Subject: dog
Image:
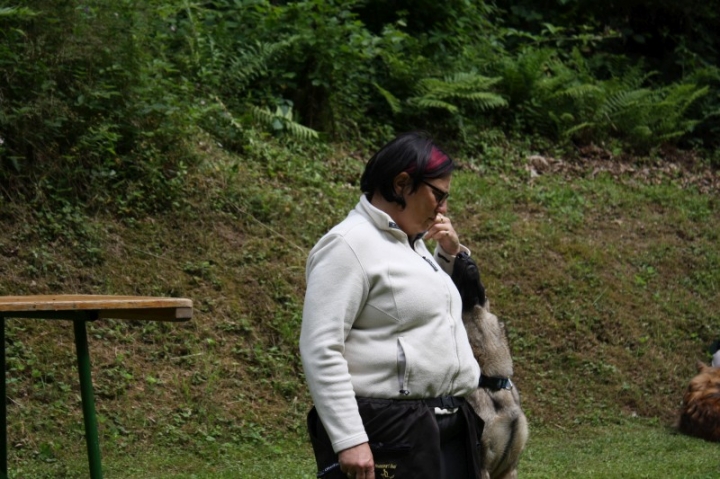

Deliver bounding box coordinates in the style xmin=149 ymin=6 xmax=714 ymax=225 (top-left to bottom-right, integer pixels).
xmin=463 ymin=301 xmax=530 ymax=479
xmin=450 ymin=252 xmax=528 ymax=479
xmin=677 ymin=341 xmax=720 ymax=442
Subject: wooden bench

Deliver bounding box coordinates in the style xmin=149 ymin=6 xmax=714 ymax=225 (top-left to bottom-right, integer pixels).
xmin=0 ymin=295 xmax=193 ymax=479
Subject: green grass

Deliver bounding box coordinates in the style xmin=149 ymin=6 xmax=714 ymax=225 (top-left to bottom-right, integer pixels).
xmin=10 ymin=421 xmax=719 ymax=478
xmin=522 ymin=422 xmax=720 ymax=479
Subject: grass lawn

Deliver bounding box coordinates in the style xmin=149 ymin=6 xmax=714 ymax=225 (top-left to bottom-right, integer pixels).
xmin=10 ymin=419 xmax=719 ymax=478
xmin=521 ymin=421 xmax=720 ymax=479
xmin=3 ymin=145 xmax=719 ymax=479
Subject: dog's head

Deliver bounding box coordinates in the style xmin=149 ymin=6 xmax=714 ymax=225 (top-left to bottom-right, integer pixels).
xmin=688 ymin=361 xmax=720 ymax=394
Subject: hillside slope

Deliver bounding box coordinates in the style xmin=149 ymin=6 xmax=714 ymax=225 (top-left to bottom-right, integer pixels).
xmin=0 ymin=138 xmax=718 ymax=466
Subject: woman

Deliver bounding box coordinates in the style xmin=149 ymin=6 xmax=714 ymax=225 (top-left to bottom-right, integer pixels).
xmin=300 ymin=131 xmax=483 ymax=479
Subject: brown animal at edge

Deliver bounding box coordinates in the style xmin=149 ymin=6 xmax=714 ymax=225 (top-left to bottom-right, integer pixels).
xmin=463 ymin=302 xmax=529 ymax=479
xmin=677 ymin=361 xmax=720 ymax=442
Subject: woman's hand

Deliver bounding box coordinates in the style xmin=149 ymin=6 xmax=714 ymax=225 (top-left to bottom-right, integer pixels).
xmin=338 ymin=442 xmax=375 ymax=479
xmin=425 ymin=213 xmax=460 ymax=255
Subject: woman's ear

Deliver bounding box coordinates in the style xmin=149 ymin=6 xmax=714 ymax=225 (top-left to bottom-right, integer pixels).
xmin=393 ymin=172 xmax=411 ymax=196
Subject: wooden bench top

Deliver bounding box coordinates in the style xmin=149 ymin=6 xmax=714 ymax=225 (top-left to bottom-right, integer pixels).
xmin=0 ymin=295 xmax=193 ymax=322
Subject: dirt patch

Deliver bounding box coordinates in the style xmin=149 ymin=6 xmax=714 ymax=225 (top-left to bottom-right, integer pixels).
xmin=525 ymin=144 xmax=720 ymax=194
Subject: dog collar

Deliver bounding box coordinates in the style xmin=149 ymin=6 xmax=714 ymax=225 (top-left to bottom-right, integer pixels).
xmin=479 ymin=375 xmax=514 ymax=391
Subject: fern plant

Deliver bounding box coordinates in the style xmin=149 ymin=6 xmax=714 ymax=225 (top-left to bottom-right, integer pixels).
xmin=160 ymin=0 xmax=318 ymax=143
xmin=500 ymin=47 xmax=710 ymax=151
xmin=206 ymin=39 xmax=320 ymax=142
xmin=374 ymin=72 xmax=508 ymax=135
xmin=0 ymin=6 xmax=36 ymax=18
xmin=251 ymin=102 xmax=319 ymax=141
xmin=563 ymin=65 xmax=709 ymax=150
xmin=497 ymin=47 xmax=558 ymax=108
xmin=409 ymin=73 xmax=509 ymax=113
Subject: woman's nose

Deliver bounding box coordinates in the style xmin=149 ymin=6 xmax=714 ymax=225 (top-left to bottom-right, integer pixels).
xmin=436 ymin=202 xmax=448 ymax=215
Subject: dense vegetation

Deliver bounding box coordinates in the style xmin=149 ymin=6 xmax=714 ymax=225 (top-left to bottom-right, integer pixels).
xmin=2 ymin=0 xmax=719 ymax=212
xmin=1 ymin=1 xmax=719 ymax=476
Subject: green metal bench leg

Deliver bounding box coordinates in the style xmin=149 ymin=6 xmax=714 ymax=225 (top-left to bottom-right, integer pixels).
xmin=1 ymin=316 xmax=6 ymax=479
xmin=73 ymin=319 xmax=103 ymax=479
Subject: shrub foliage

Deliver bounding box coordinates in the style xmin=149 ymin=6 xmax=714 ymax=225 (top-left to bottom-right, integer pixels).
xmin=1 ymin=0 xmax=718 ymax=209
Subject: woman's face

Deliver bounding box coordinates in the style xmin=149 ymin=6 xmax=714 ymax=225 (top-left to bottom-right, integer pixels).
xmin=395 ymin=175 xmax=451 ymax=236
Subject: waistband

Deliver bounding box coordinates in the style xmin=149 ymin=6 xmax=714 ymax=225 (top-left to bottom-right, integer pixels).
xmin=356 ymin=395 xmax=465 ymax=409
xmin=423 ymin=395 xmax=465 ymax=409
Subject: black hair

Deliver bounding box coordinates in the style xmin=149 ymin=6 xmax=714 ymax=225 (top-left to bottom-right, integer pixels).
xmin=360 ymin=131 xmax=454 ymax=207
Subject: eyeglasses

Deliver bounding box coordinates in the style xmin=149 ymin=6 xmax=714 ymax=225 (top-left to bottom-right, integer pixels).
xmin=421 ymin=180 xmax=450 ymax=205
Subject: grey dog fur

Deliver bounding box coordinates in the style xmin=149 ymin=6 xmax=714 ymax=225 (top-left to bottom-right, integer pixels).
xmin=463 ymin=302 xmax=529 ymax=479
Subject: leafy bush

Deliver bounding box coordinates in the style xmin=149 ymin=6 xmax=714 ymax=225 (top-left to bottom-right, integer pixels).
xmin=681 ymin=66 xmax=720 ymax=154
xmin=1 ymin=0 xmax=717 ymax=214
xmin=493 ymin=44 xmax=709 ymax=152
xmin=0 ymin=1 xmax=198 ymax=214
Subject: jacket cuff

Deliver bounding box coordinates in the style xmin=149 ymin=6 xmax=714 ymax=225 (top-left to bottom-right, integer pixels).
xmin=435 ymin=244 xmax=471 ymax=275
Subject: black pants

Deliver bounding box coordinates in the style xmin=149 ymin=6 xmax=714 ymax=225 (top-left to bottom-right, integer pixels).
xmin=308 ymin=397 xmax=484 ymax=479
xmin=437 ymin=412 xmax=471 ymax=478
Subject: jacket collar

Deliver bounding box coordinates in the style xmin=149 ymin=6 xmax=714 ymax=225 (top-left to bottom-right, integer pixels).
xmin=356 ymin=195 xmax=426 ymax=244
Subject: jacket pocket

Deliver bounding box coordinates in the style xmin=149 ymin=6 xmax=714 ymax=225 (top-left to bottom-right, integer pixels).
xmin=397 ymin=337 xmax=410 ymax=395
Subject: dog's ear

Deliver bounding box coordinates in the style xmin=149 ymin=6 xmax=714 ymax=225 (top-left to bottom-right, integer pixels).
xmin=451 ymin=252 xmax=486 ymax=312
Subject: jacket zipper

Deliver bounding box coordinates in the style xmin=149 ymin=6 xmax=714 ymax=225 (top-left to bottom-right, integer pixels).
xmin=397 ymin=337 xmax=410 ymax=395
xmin=422 ymin=256 xmax=439 ymax=271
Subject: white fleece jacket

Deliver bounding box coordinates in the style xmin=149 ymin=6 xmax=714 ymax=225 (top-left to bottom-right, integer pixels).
xmin=300 ymin=195 xmax=481 ymax=453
